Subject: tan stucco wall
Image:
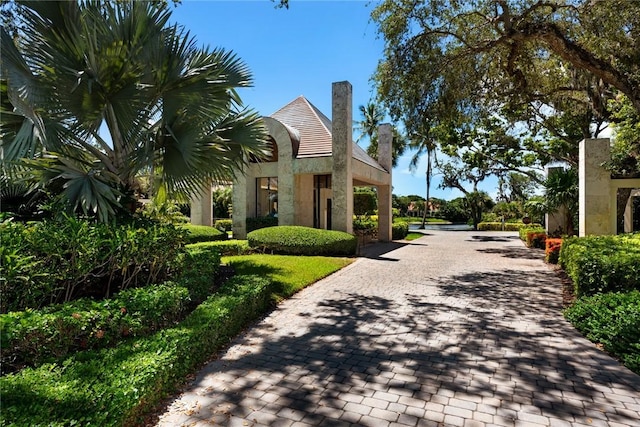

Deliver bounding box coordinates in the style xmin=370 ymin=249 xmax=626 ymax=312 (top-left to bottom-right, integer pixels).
xmin=294 ymin=174 xmax=315 ymax=227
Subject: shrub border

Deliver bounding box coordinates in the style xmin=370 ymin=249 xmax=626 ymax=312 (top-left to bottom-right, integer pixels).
xmin=0 ymin=275 xmax=273 ymax=427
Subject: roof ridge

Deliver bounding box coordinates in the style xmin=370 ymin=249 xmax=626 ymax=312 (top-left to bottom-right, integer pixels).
xmin=299 ymin=96 xmax=332 ymax=136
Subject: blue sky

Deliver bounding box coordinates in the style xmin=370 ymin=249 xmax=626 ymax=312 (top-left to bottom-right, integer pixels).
xmin=171 ymin=0 xmax=500 ymax=200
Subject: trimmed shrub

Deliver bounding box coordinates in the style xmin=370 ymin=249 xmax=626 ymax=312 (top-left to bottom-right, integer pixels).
xmin=525 ymin=231 xmax=547 ymax=249
xmin=518 ymin=225 xmax=545 ymax=241
xmin=353 ymin=216 xmax=377 ymax=240
xmin=246 ymin=216 xmax=278 ymax=232
xmin=180 ymin=224 xmax=226 ymax=243
xmin=564 ymin=291 xmax=640 ymax=374
xmin=0 ymin=275 xmax=273 ymax=427
xmin=214 ymin=219 xmax=233 ymax=233
xmin=392 ymin=222 xmax=409 ymax=240
xmin=248 ymin=226 xmax=357 ymax=256
xmin=187 ymin=240 xmax=252 ymax=256
xmin=0 ymin=217 xmax=185 ymax=312
xmin=0 ymin=247 xmax=220 ymax=375
xmin=559 ymin=234 xmax=640 ymax=297
xmin=478 ymin=222 xmax=542 ymax=232
xmin=545 ymin=238 xmax=563 ymax=264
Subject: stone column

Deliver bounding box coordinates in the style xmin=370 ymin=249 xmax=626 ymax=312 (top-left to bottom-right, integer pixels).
xmin=232 ymin=171 xmax=248 ymax=239
xmin=579 ymin=138 xmax=613 ymax=236
xmin=331 ymin=81 xmax=353 ymax=234
xmin=190 ymin=181 xmax=212 ymax=226
xmin=377 ymin=123 xmax=393 ymax=241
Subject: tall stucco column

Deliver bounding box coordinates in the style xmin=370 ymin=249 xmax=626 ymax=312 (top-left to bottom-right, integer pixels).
xmin=190 ymin=181 xmax=212 ymax=226
xmin=232 ymin=170 xmax=248 ymax=239
xmin=377 ymin=123 xmax=393 ymax=241
xmin=579 ymin=138 xmax=613 ymax=236
xmin=331 ymin=81 xmax=353 ymax=234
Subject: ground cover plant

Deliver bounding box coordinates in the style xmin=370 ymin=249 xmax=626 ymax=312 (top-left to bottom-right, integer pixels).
xmin=564 ymin=291 xmax=640 ymax=375
xmin=247 ymin=226 xmax=357 ymax=256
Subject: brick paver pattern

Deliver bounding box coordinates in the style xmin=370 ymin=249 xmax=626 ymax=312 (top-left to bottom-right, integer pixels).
xmin=156 ymin=231 xmax=640 ymax=427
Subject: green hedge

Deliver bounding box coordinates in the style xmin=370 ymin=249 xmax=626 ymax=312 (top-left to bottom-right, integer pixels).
xmin=180 ymin=224 xmax=227 ymax=243
xmin=248 ymin=226 xmax=357 ymax=256
xmin=1 ymin=217 xmax=186 ymax=313
xmin=564 ymin=291 xmax=640 ymax=374
xmin=559 ymin=234 xmax=640 ymax=297
xmin=392 ymin=222 xmax=409 ymax=240
xmin=478 ymin=222 xmax=542 ymax=232
xmin=0 ymin=248 xmax=220 ymax=375
xmin=519 ymin=225 xmax=546 ymax=241
xmin=246 ymin=216 xmax=278 ymax=232
xmin=214 ymin=219 xmax=233 ymax=233
xmin=0 ymin=275 xmax=273 ymax=427
xmin=187 ymin=240 xmax=252 ymax=256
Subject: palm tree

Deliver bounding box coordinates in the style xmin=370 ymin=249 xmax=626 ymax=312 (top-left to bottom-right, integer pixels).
xmin=355 ymin=101 xmax=406 ymax=168
xmin=1 ymin=1 xmax=268 ymax=221
xmin=545 ymin=167 xmax=578 ymax=235
xmin=408 ymin=130 xmax=437 ymax=228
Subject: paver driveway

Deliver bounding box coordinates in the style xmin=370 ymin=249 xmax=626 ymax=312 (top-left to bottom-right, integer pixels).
xmin=156 ymin=230 xmax=640 ymax=427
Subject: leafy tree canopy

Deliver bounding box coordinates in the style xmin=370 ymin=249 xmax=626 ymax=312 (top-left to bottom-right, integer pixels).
xmin=372 ymin=0 xmax=640 ymax=133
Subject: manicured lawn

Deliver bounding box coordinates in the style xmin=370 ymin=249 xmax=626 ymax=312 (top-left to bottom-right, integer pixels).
xmin=405 ymin=232 xmax=425 ymax=241
xmin=222 ymin=254 xmax=353 ymax=302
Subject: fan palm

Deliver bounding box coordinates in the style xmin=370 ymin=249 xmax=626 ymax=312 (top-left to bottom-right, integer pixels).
xmin=1 ymin=1 xmax=268 ymax=221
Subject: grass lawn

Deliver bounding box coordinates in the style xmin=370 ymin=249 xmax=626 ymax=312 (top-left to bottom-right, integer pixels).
xmin=222 ymin=255 xmax=353 ymax=302
xmin=405 ymin=232 xmax=426 ymax=241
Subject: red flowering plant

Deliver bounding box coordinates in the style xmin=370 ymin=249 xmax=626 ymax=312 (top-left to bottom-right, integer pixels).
xmin=545 ymin=238 xmax=563 ymax=264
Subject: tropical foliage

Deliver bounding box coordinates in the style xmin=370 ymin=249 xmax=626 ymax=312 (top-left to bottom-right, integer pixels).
xmin=1 ymin=1 xmax=268 ymax=221
xmin=355 ymin=101 xmax=407 ymax=168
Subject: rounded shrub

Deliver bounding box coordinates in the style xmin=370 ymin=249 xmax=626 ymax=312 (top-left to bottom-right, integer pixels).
xmin=247 ymin=226 xmax=357 ymax=256
xmin=180 ymin=224 xmax=227 ymax=243
xmin=392 ymin=222 xmax=409 ymax=240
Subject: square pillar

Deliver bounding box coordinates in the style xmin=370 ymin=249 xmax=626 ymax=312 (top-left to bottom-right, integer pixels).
xmin=331 ymin=81 xmax=353 ymax=234
xmin=232 ymin=171 xmax=248 ymax=239
xmin=579 ymin=138 xmax=613 ymax=236
xmin=190 ymin=181 xmax=212 ymax=226
xmin=377 ymin=124 xmax=393 ymax=241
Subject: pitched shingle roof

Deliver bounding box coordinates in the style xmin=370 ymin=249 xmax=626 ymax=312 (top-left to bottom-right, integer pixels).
xmin=269 ymin=96 xmax=386 ymax=171
xmin=270 ymin=96 xmax=333 ymax=158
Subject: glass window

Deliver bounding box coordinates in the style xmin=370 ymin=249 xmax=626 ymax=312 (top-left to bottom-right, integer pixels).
xmin=256 ymin=177 xmax=278 ymax=217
